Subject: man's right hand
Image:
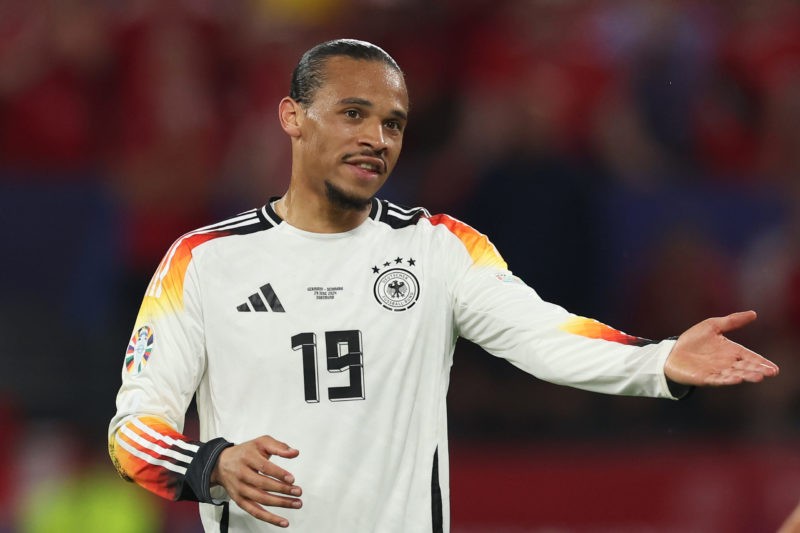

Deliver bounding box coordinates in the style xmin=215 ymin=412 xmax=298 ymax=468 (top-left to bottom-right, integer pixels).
xmin=211 ymin=435 xmax=302 ymax=528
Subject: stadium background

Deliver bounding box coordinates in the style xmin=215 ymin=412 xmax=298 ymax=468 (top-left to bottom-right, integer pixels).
xmin=1 ymin=0 xmax=799 ymax=530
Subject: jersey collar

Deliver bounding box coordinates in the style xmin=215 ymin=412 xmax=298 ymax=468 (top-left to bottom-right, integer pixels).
xmin=263 ymin=196 xmax=382 ymax=226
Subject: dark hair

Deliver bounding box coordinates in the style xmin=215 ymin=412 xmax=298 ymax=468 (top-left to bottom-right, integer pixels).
xmin=289 ymin=39 xmax=403 ymax=107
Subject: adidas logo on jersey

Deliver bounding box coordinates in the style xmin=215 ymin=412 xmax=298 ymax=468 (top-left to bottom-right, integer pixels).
xmin=237 ymin=284 xmax=285 ymax=313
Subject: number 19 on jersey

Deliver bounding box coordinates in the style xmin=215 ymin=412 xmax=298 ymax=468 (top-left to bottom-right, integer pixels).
xmin=291 ymin=330 xmax=365 ymax=403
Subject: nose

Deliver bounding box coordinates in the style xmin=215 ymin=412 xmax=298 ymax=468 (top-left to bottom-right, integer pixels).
xmin=359 ymin=120 xmax=388 ymax=153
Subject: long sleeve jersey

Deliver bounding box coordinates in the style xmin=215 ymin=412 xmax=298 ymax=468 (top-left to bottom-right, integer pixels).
xmin=108 ymin=198 xmax=680 ymax=532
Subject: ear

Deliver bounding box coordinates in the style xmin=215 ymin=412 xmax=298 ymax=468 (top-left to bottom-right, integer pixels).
xmin=279 ymin=97 xmax=303 ymax=138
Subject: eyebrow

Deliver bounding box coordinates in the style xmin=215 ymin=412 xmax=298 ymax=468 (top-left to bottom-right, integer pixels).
xmin=339 ymin=97 xmax=408 ymax=121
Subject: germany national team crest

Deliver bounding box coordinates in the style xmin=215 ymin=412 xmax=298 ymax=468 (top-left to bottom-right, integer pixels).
xmin=125 ymin=325 xmax=154 ymax=375
xmin=371 ymin=257 xmax=420 ymax=311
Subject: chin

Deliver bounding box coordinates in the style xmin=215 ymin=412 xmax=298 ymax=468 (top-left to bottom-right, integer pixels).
xmin=325 ymin=181 xmax=374 ymax=211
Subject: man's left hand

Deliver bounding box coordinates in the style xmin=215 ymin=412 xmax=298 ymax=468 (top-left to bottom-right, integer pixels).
xmin=664 ymin=310 xmax=779 ymax=386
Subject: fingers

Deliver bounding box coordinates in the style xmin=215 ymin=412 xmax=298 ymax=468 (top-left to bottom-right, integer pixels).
xmin=232 ymin=461 xmax=303 ymax=528
xmin=731 ymin=355 xmax=779 ymax=377
xmin=704 ymin=363 xmax=775 ymax=386
xmin=240 ymin=436 xmax=303 ymax=499
xmin=256 ymin=435 xmax=300 ymax=460
xmin=214 ymin=436 xmax=303 ymax=527
xmin=216 ymin=437 xmax=300 ymax=486
xmin=237 ymin=499 xmax=293 ymax=528
xmin=726 ymin=337 xmax=780 ymax=376
xmin=239 ymin=481 xmax=303 ymax=509
xmin=235 ymin=480 xmax=302 ymax=528
xmin=245 ymin=453 xmax=297 ymax=485
xmin=241 ymin=461 xmax=303 ymax=498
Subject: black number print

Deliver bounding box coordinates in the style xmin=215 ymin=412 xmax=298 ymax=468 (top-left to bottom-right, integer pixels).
xmin=291 ymin=330 xmax=364 ymax=402
xmin=290 ymin=332 xmax=320 ymax=403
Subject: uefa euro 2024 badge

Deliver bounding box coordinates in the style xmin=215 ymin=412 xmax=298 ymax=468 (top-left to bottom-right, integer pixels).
xmin=126 ymin=325 xmax=154 ymax=375
xmin=371 ymin=256 xmax=420 ymax=312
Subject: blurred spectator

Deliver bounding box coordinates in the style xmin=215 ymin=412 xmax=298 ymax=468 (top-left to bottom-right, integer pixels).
xmin=717 ymin=0 xmax=800 ymax=183
xmin=109 ymin=0 xmax=228 ymax=295
xmin=0 ymin=0 xmax=112 ymax=171
xmin=0 ymin=0 xmax=121 ymax=427
xmin=691 ymin=63 xmax=760 ymax=181
xmin=759 ymin=74 xmax=800 ymax=185
xmin=212 ymin=5 xmax=306 ymax=215
xmin=589 ymin=1 xmax=718 ymax=186
xmin=417 ymin=0 xmax=617 ymax=213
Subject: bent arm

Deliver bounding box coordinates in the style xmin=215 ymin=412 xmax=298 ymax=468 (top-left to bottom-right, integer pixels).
xmin=108 ymin=242 xmax=230 ymax=503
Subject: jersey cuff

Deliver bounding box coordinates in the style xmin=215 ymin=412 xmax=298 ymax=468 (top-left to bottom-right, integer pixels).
xmin=177 ymin=437 xmax=234 ymax=504
xmin=666 ymin=378 xmax=694 ymax=399
xmin=661 ymin=336 xmax=694 ymax=400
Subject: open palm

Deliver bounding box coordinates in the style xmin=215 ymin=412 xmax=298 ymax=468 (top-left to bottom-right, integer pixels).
xmin=664 ymin=311 xmax=779 ymax=386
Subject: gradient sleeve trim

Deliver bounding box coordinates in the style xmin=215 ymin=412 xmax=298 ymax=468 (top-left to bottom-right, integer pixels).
xmin=559 ymin=317 xmax=692 ymax=398
xmin=110 ymin=415 xmax=199 ymax=500
xmin=109 ymin=415 xmax=233 ymax=503
xmin=559 ymin=316 xmax=654 ymax=347
xmin=427 ymin=214 xmax=508 ymax=270
xmin=145 ymin=230 xmax=231 ymax=310
xmin=144 ymin=209 xmax=263 ymax=309
xmin=451 ymin=240 xmax=680 ymax=398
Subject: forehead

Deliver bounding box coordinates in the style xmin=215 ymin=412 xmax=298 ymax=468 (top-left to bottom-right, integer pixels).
xmin=314 ymin=56 xmax=409 ymax=111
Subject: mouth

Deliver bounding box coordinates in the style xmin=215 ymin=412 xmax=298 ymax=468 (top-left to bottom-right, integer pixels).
xmin=343 ymin=155 xmax=386 ymax=176
xmin=354 ymin=162 xmax=381 ymax=173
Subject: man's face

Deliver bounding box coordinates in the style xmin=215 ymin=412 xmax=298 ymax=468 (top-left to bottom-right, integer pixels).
xmin=295 ymin=56 xmax=409 ymax=209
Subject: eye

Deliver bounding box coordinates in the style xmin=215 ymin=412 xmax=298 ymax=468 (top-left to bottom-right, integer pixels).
xmin=385 ymin=120 xmax=403 ymax=132
xmin=344 ymin=109 xmax=361 ymax=119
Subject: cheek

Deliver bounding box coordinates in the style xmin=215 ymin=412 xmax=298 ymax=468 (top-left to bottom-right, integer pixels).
xmin=307 ymin=122 xmax=352 ymax=154
xmin=387 ymin=139 xmax=403 ymax=167
xmin=302 ymin=128 xmax=335 ymax=163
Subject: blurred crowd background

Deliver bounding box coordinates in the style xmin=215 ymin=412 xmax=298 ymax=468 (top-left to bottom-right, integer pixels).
xmin=2 ymin=0 xmax=800 ymax=530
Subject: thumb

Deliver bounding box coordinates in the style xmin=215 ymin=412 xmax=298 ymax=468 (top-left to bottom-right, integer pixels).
xmin=714 ymin=310 xmax=757 ymax=334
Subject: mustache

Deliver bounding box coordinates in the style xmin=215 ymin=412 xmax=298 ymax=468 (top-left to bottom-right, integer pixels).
xmin=341 ymin=149 xmax=386 ymax=163
xmin=341 ymin=149 xmax=387 ymax=174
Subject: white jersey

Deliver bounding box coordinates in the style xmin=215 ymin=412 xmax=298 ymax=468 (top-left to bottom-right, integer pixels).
xmin=109 ymin=198 xmax=678 ymax=533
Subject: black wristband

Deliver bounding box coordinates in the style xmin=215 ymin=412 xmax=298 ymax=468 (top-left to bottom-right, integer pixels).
xmin=177 ymin=437 xmax=234 ymax=503
xmin=663 ymin=336 xmax=694 ymax=399
xmin=666 ymin=378 xmax=694 ymax=400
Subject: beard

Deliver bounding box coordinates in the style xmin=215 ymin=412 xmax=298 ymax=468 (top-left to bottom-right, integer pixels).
xmin=324 ymin=181 xmax=373 ymax=211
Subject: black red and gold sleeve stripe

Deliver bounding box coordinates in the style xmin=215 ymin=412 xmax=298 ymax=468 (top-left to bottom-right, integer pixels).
xmin=109 ymin=415 xmax=232 ymax=503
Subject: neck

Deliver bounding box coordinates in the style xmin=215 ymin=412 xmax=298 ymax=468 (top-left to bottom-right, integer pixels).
xmin=275 ymin=188 xmax=372 ymax=233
